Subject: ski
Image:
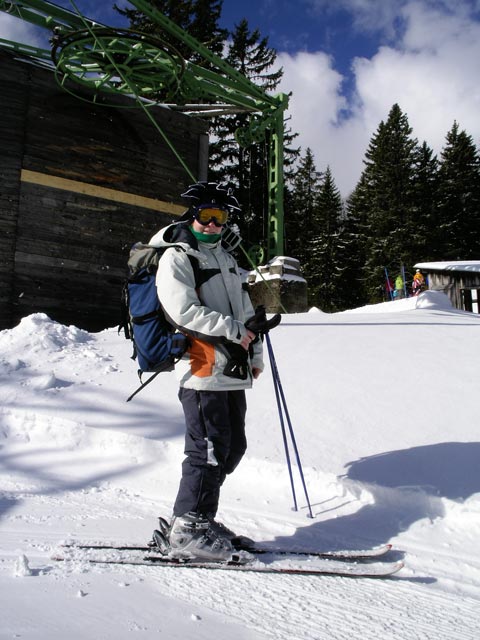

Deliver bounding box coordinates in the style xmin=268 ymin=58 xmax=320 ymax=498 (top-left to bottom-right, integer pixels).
xmin=52 ymin=551 xmax=404 ymax=578
xmin=59 ymin=541 xmax=393 ymax=561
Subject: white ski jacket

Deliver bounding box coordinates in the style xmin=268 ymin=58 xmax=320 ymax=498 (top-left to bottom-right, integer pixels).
xmin=149 ymin=222 xmax=264 ymax=391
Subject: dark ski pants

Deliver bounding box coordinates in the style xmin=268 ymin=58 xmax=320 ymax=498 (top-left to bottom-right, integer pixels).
xmin=173 ymin=387 xmax=247 ymax=517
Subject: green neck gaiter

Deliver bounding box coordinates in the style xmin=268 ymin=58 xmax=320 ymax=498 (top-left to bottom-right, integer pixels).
xmin=190 ymin=228 xmax=221 ymax=244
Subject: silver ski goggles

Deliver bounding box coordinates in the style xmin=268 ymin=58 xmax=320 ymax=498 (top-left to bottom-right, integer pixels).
xmin=193 ymin=205 xmax=229 ymax=226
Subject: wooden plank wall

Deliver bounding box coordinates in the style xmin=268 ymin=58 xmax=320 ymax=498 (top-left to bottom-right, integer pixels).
xmin=0 ymin=53 xmax=29 ymax=329
xmin=427 ymin=272 xmax=480 ymax=311
xmin=0 ymin=51 xmax=209 ymax=331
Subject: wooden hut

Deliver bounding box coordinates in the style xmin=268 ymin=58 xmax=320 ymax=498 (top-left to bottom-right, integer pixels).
xmin=0 ymin=49 xmax=208 ymax=331
xmin=414 ymin=261 xmax=480 ymax=313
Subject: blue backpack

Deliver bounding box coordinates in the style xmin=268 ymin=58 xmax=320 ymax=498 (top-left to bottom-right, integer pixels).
xmin=120 ymin=242 xmax=199 ymax=401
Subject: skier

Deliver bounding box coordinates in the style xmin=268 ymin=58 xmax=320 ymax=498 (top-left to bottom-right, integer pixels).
xmin=394 ymin=274 xmax=404 ymax=299
xmin=412 ymin=269 xmax=425 ymax=296
xmin=148 ymin=182 xmax=274 ymax=562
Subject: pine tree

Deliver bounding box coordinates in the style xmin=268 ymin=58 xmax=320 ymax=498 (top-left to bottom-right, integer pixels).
xmin=114 ymin=0 xmax=227 ymax=62
xmin=341 ymin=176 xmax=370 ymax=308
xmin=412 ymin=141 xmax=440 ymax=260
xmin=284 ymin=148 xmax=322 ymax=268
xmin=437 ymin=122 xmax=480 ymax=259
xmin=352 ymin=104 xmax=420 ymax=300
xmin=305 ymin=166 xmax=345 ymax=311
xmin=115 ymin=0 xmax=192 ymax=44
xmin=190 ymin=0 xmax=226 ymax=59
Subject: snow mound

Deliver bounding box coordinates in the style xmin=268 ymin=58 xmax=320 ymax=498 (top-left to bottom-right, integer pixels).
xmin=340 ymin=290 xmax=452 ymax=314
xmin=13 ymin=555 xmax=33 ymax=577
xmin=0 ymin=313 xmax=92 ymax=355
xmin=414 ymin=290 xmax=453 ymax=310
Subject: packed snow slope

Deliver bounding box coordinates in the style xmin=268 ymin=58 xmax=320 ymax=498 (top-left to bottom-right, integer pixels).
xmin=1 ymin=290 xmax=480 ymax=640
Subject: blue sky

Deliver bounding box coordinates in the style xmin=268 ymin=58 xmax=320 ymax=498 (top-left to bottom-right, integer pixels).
xmin=220 ymin=0 xmax=380 ymax=74
xmin=1 ymin=0 xmax=480 ymax=197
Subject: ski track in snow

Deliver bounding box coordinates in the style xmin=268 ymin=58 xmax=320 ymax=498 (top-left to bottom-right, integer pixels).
xmin=20 ymin=544 xmax=478 ymax=640
xmin=2 ymin=483 xmax=479 ymax=640
xmin=141 ymin=568 xmax=479 ymax=640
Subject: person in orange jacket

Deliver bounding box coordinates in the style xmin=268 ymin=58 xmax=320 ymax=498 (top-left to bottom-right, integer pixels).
xmin=412 ymin=269 xmax=426 ymax=296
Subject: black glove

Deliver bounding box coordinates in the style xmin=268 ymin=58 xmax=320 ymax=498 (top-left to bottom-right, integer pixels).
xmin=222 ymin=307 xmax=281 ymax=380
xmin=245 ymin=305 xmax=281 ymax=336
xmin=221 ymin=343 xmax=249 ymax=380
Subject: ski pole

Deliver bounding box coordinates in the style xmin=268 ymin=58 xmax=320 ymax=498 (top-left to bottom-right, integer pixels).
xmin=384 ymin=267 xmax=393 ymax=301
xmin=267 ymin=336 xmax=298 ymax=512
xmin=401 ymin=263 xmax=407 ymax=298
xmin=265 ymin=333 xmax=314 ymax=518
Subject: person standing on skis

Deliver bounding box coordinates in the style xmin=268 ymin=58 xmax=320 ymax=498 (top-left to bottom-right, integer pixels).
xmin=412 ymin=269 xmax=426 ymax=295
xmin=148 ymin=182 xmax=279 ymax=562
xmin=394 ymin=274 xmax=405 ymax=299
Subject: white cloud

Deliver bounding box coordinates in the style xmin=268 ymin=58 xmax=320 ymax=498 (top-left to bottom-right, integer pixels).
xmin=278 ymin=50 xmax=370 ymax=197
xmin=354 ymin=1 xmax=480 ymax=152
xmin=278 ymin=0 xmax=480 ymax=198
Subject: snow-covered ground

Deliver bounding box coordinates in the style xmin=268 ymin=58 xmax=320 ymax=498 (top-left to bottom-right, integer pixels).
xmin=1 ymin=290 xmax=479 ymax=639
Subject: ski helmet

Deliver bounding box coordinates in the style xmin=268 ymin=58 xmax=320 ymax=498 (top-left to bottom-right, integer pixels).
xmin=181 ymin=181 xmax=241 ymax=215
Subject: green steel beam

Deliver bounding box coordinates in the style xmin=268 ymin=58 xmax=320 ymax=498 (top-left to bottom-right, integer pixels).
xmin=267 ymin=98 xmax=287 ymax=260
xmin=0 ymin=36 xmax=51 ymax=61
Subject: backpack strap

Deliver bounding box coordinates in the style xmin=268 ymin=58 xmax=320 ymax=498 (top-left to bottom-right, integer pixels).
xmin=187 ymin=253 xmax=201 ymax=290
xmin=126 ymin=363 xmax=169 ymax=402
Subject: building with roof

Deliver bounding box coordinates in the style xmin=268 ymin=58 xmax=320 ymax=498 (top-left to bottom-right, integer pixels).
xmin=414 ymin=261 xmax=480 ymax=313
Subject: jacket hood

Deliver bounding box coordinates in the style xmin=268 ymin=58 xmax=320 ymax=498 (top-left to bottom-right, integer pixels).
xmin=149 ymin=222 xmax=198 ymax=251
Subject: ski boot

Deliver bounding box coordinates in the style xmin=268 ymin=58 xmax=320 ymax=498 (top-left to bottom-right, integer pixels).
xmin=154 ymin=512 xmax=236 ymax=562
xmin=206 ymin=515 xmax=256 ymax=551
